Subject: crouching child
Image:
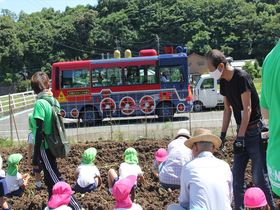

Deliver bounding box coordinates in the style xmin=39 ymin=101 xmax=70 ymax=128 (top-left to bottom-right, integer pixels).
xmin=5 ymin=154 xmax=30 ymax=197
xmin=74 ymin=147 xmax=101 ymax=193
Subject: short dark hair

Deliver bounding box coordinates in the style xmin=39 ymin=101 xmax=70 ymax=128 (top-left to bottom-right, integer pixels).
xmin=206 ymin=49 xmax=227 ymax=68
xmin=31 ymin=71 xmax=50 ymax=94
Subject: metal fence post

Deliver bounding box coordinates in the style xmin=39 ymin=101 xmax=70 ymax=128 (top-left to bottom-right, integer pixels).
xmin=11 ymin=94 xmax=15 ymax=108
xmin=188 ymin=110 xmax=192 ymax=135
xmin=12 ymin=108 xmax=20 ymax=142
xmin=110 ymin=112 xmax=113 ymax=140
xmin=23 ymin=93 xmax=27 ymax=106
xmin=145 ymin=114 xmax=147 ymax=139
xmin=9 ymin=94 xmax=13 ymax=142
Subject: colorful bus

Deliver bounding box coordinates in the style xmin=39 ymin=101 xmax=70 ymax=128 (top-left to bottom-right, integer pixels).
xmin=51 ymin=49 xmax=192 ymax=126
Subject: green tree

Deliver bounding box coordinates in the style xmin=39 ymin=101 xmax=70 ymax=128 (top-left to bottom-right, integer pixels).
xmin=0 ymin=13 xmax=23 ymax=84
xmin=243 ymin=60 xmax=261 ymax=79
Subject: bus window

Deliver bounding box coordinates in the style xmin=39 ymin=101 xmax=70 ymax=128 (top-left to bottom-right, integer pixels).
xmin=92 ymin=68 xmax=122 ymax=87
xmin=126 ymin=66 xmax=140 ymax=85
xmin=159 ymin=66 xmax=183 ymax=83
xmin=61 ymin=69 xmax=90 ymax=88
xmin=146 ymin=66 xmax=156 ymax=84
xmin=139 ymin=65 xmax=156 ymax=84
xmin=91 ymin=66 xmax=156 ymax=87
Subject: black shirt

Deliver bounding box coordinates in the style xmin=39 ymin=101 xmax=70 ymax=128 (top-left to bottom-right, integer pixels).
xmin=220 ymin=69 xmax=261 ymax=125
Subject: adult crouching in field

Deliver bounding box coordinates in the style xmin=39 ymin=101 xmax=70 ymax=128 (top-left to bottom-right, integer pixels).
xmin=167 ymin=129 xmax=233 ymax=210
xmin=206 ymin=50 xmax=275 ymax=210
xmin=30 ymin=71 xmax=82 ymax=210
xmin=159 ymin=129 xmax=192 ymax=190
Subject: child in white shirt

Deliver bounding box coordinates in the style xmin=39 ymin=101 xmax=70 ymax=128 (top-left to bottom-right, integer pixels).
xmin=0 ymin=154 xmax=10 ymax=210
xmin=108 ymin=147 xmax=144 ymax=200
xmin=5 ymin=153 xmax=30 ymax=197
xmin=74 ymin=147 xmax=101 ymax=193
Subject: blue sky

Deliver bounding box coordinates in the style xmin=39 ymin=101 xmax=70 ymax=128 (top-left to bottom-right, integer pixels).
xmin=0 ymin=0 xmax=98 ymax=14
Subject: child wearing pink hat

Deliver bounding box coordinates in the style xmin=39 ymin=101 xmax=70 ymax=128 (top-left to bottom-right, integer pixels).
xmin=44 ymin=181 xmax=75 ymax=210
xmin=112 ymin=175 xmax=142 ymax=210
xmin=152 ymin=148 xmax=168 ymax=178
xmin=244 ymin=187 xmax=270 ymax=210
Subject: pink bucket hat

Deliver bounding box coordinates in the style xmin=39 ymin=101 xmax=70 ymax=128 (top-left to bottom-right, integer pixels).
xmin=244 ymin=187 xmax=268 ymax=208
xmin=48 ymin=181 xmax=74 ymax=209
xmin=112 ymin=175 xmax=137 ymax=208
xmin=155 ymin=148 xmax=168 ymax=162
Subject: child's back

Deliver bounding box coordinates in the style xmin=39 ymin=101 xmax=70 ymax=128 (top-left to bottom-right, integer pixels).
xmin=5 ymin=172 xmax=24 ymax=193
xmin=119 ymin=162 xmax=143 ymax=180
xmin=74 ymin=147 xmax=101 ymax=193
xmin=5 ymin=154 xmax=29 ymax=197
xmin=76 ymin=164 xmax=100 ymax=188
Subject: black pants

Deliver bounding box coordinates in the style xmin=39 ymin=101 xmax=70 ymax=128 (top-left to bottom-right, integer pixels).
xmin=40 ymin=149 xmax=82 ymax=210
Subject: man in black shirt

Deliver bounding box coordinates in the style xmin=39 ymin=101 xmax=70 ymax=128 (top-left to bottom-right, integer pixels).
xmin=206 ymin=49 xmax=275 ymax=210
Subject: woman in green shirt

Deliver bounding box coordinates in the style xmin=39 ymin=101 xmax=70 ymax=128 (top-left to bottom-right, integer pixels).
xmin=31 ymin=71 xmax=82 ymax=210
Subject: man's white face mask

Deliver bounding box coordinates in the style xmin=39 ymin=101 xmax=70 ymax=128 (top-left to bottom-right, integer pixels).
xmin=209 ymin=67 xmax=223 ymax=80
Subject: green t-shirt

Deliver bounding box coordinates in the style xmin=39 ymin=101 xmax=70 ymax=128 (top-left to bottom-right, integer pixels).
xmin=260 ymin=39 xmax=280 ymax=196
xmin=33 ymin=98 xmax=55 ymax=149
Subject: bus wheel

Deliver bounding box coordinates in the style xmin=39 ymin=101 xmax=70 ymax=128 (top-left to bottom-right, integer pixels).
xmin=79 ymin=107 xmax=97 ymax=127
xmin=156 ymin=102 xmax=175 ymax=122
xmin=193 ymin=101 xmax=203 ymax=112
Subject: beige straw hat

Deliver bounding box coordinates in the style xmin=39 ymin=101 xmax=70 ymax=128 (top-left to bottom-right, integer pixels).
xmin=184 ymin=128 xmax=222 ymax=149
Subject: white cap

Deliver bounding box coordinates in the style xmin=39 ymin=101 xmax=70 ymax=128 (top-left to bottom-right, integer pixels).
xmin=176 ymin=128 xmax=190 ymax=138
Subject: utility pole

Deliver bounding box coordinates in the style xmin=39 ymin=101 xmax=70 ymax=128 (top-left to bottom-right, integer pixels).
xmin=156 ymin=34 xmax=160 ymax=54
xmin=115 ymin=37 xmax=121 ymax=51
xmin=23 ymin=65 xmax=28 ymax=91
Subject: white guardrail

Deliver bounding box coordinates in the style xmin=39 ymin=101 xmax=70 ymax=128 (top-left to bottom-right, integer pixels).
xmin=0 ymin=91 xmax=36 ymax=114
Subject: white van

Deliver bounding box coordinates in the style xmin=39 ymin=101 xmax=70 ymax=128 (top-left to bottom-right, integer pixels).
xmin=192 ymin=74 xmax=224 ymax=112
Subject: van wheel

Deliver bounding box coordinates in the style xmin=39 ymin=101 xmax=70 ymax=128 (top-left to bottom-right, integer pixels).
xmin=156 ymin=102 xmax=175 ymax=121
xmin=193 ymin=101 xmax=203 ymax=112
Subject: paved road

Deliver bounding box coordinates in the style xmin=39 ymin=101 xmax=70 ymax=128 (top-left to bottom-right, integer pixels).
xmin=0 ymin=109 xmax=236 ymax=141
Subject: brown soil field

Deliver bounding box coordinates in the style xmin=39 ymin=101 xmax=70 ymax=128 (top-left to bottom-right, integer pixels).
xmin=0 ymin=138 xmax=279 ymax=209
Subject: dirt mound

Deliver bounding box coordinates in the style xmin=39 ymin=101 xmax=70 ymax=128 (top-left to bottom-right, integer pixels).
xmin=0 ymin=139 xmax=279 ymax=209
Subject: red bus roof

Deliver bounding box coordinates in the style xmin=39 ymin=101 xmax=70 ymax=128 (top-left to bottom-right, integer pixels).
xmin=52 ymin=56 xmax=158 ymax=69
